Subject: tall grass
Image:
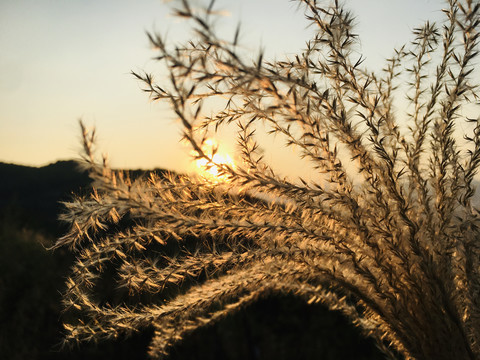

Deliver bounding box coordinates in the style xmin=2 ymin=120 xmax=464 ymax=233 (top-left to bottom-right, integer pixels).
xmin=55 ymin=0 xmax=480 ymax=359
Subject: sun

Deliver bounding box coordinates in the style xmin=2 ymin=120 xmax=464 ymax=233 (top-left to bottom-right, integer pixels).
xmin=193 ymin=139 xmax=235 ymax=182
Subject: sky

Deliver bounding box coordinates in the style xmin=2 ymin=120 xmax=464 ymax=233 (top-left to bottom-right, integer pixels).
xmin=0 ymin=0 xmax=445 ymax=175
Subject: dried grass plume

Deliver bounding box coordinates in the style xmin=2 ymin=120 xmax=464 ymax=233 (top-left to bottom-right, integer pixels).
xmin=54 ymin=0 xmax=480 ymax=359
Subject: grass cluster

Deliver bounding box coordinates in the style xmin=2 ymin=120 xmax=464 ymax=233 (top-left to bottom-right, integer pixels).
xmin=55 ymin=0 xmax=480 ymax=359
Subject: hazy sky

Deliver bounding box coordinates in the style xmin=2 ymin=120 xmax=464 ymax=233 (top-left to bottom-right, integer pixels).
xmin=0 ymin=0 xmax=444 ymax=175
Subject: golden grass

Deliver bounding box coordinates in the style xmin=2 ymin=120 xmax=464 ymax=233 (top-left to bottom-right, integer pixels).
xmin=55 ymin=1 xmax=480 ymax=359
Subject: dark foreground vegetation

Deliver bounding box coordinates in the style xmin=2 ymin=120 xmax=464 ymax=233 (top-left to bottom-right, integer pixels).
xmin=0 ymin=161 xmax=383 ymax=359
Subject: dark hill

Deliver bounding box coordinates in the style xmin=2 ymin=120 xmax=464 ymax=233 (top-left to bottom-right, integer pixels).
xmin=0 ymin=160 xmax=168 ymax=235
xmin=0 ymin=160 xmax=161 ymax=360
xmin=0 ymin=160 xmax=92 ymax=235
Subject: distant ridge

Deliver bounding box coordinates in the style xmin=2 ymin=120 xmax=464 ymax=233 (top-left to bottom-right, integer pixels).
xmin=0 ymin=160 xmax=91 ymax=234
xmin=0 ymin=160 xmax=168 ymax=235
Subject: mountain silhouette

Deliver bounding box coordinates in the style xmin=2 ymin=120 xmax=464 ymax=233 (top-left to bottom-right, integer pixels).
xmin=0 ymin=160 xmax=91 ymax=234
xmin=0 ymin=160 xmax=168 ymax=236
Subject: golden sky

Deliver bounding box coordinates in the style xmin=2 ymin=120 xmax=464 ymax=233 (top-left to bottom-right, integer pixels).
xmin=0 ymin=0 xmax=443 ymax=177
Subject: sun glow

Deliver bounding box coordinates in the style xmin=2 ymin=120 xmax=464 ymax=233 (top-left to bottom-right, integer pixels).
xmin=193 ymin=139 xmax=235 ymax=182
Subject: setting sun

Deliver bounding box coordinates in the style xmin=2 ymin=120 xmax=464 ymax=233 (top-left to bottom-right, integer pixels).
xmin=194 ymin=139 xmax=235 ymax=182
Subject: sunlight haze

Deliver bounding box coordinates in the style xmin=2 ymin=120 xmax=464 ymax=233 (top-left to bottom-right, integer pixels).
xmin=0 ymin=0 xmax=443 ymax=176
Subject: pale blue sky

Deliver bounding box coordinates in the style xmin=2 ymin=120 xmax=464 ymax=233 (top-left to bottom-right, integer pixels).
xmin=0 ymin=0 xmax=443 ymax=173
